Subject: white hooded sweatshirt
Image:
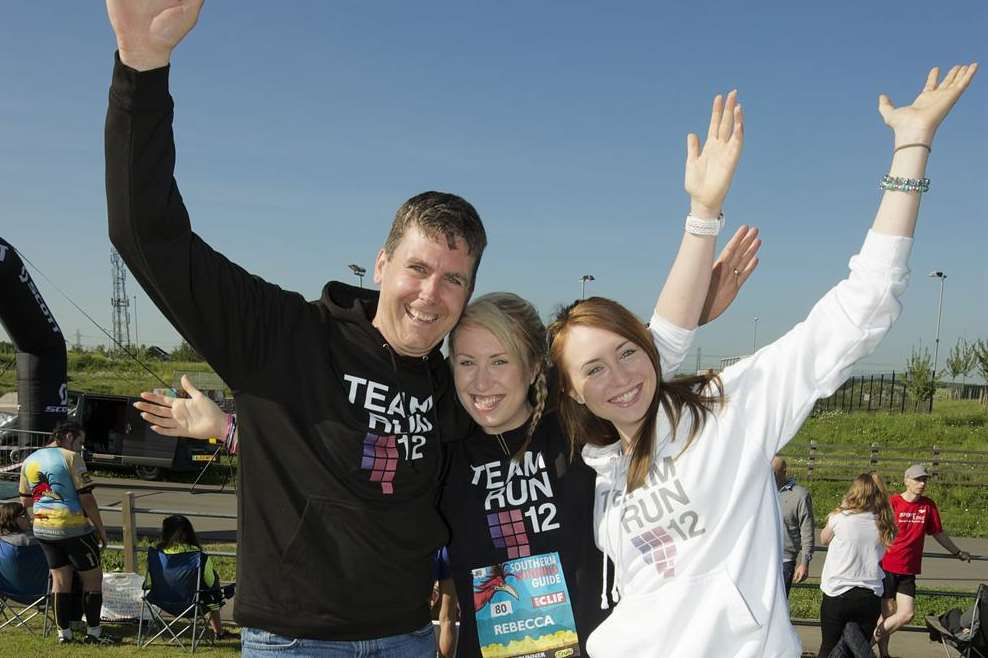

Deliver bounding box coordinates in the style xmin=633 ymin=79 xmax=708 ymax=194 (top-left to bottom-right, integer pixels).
xmin=582 ymin=231 xmax=912 ymax=658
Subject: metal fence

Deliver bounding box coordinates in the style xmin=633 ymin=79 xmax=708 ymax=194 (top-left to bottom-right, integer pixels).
xmin=812 ymin=372 xmax=987 ymax=416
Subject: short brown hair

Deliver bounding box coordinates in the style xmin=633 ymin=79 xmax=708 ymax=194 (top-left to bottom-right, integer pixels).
xmin=548 ymin=297 xmax=724 ymax=492
xmin=384 ymin=191 xmax=487 ymax=287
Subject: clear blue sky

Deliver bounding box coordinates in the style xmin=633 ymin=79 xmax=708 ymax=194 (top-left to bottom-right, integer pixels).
xmin=2 ymin=1 xmax=985 ymax=375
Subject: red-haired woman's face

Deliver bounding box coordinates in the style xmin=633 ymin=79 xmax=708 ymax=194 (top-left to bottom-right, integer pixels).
xmin=560 ymin=324 xmax=656 ymax=441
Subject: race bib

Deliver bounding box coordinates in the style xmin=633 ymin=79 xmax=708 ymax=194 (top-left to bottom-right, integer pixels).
xmin=473 ymin=551 xmax=580 ymax=658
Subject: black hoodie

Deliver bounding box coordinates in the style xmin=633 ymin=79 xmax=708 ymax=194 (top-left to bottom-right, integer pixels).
xmin=105 ymin=55 xmax=468 ymax=640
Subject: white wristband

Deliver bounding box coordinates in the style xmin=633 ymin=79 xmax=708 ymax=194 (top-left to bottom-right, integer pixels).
xmin=685 ymin=212 xmax=724 ymax=236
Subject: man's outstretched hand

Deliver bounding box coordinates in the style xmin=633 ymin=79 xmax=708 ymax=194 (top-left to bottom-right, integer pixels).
xmin=133 ymin=374 xmax=227 ymax=441
xmin=106 ymin=0 xmax=204 ymax=71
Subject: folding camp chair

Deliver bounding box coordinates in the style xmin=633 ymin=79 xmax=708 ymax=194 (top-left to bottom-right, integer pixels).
xmin=926 ymin=583 xmax=987 ymax=658
xmin=0 ymin=539 xmax=52 ymax=636
xmin=138 ymin=547 xmax=215 ymax=653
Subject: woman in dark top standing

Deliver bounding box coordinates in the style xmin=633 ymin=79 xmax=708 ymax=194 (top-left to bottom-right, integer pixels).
xmin=439 ymin=279 xmax=733 ymax=655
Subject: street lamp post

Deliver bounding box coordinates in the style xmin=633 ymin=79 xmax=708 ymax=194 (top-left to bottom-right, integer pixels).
xmin=348 ymin=264 xmax=366 ymax=288
xmin=580 ymin=274 xmax=595 ymax=300
xmin=752 ymin=316 xmax=759 ymax=353
xmin=929 ymin=271 xmax=947 ymax=411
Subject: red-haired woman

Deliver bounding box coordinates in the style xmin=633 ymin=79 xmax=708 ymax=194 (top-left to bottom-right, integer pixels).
xmin=548 ymin=64 xmax=978 ymax=658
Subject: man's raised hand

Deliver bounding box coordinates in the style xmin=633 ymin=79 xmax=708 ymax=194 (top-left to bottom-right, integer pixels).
xmin=106 ymin=0 xmax=204 ymax=71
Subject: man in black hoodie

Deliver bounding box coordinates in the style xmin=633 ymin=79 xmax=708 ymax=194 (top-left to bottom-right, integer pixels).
xmin=104 ymin=2 xmax=485 ymax=654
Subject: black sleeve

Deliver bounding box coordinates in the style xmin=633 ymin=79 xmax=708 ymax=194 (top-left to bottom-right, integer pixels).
xmin=105 ymin=54 xmax=308 ymax=388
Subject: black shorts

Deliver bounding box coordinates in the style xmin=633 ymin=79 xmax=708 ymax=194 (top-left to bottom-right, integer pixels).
xmin=37 ymin=531 xmax=101 ymax=572
xmin=881 ymin=571 xmax=916 ymax=599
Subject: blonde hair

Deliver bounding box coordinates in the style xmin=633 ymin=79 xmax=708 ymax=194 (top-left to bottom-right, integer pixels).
xmin=548 ymin=297 xmax=724 ymax=492
xmin=450 ymin=292 xmax=549 ymax=461
xmin=834 ymin=472 xmax=898 ymax=546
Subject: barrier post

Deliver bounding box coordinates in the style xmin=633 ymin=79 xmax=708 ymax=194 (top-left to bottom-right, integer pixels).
xmin=121 ymin=491 xmax=137 ymax=573
xmin=808 ymin=440 xmax=817 ymax=479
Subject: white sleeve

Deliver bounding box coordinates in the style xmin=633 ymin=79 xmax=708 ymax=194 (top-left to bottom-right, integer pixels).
xmin=648 ymin=311 xmax=696 ymax=379
xmin=727 ymin=230 xmax=912 ymax=461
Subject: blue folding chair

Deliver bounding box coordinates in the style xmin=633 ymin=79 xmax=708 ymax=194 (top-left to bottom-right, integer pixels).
xmin=0 ymin=539 xmax=52 ymax=636
xmin=138 ymin=547 xmax=215 ymax=653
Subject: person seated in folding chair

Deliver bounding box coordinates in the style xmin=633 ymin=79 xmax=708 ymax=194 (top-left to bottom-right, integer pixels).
xmin=142 ymin=514 xmax=231 ymax=643
xmin=0 ymin=501 xmax=52 ymax=634
xmin=17 ymin=421 xmax=115 ymax=645
xmin=926 ymin=583 xmax=987 ymax=658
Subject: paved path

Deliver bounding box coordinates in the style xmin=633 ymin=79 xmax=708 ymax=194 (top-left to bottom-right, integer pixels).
xmin=93 ymin=476 xmax=238 ymax=542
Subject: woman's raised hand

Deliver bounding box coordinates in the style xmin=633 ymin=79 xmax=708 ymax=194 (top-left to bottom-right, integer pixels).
xmin=878 ymin=63 xmax=978 ymax=147
xmin=685 ymin=90 xmax=744 ymax=218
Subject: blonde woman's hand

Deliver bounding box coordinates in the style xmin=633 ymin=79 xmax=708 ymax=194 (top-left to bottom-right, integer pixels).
xmin=699 ymin=225 xmax=761 ymax=325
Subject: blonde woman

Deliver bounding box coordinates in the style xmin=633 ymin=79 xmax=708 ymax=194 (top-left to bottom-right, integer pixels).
xmin=817 ymin=472 xmax=897 ymax=657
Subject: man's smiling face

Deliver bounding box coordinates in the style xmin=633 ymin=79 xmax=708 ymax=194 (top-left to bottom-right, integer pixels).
xmin=372 ymin=225 xmax=474 ymax=357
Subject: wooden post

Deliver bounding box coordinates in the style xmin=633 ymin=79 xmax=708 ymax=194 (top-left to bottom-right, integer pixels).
xmin=808 ymin=440 xmax=817 ymax=479
xmin=122 ymin=491 xmax=137 ymax=573
xmin=931 ymin=445 xmax=940 ymax=480
xmin=889 ymin=372 xmax=896 ymax=412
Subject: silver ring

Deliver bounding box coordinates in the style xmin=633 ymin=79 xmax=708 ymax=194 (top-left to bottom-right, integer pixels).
xmin=732 ymin=268 xmax=740 ymax=277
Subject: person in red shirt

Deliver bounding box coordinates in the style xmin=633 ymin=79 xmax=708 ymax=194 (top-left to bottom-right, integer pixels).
xmin=875 ymin=464 xmax=973 ymax=657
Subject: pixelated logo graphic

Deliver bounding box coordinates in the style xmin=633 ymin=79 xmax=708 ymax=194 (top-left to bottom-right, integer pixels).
xmin=488 ymin=509 xmax=531 ymax=559
xmin=360 ymin=433 xmax=398 ymax=495
xmin=631 ymin=527 xmax=676 ymax=577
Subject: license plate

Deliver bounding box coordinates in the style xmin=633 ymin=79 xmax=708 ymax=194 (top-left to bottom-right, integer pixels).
xmin=192 ymin=455 xmax=216 ymax=462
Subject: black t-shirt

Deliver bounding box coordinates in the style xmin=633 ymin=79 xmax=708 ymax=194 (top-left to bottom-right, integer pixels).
xmin=439 ymin=411 xmax=611 ymax=657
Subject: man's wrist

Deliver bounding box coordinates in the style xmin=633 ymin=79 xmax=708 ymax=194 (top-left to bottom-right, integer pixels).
xmin=118 ymin=47 xmax=172 ymax=72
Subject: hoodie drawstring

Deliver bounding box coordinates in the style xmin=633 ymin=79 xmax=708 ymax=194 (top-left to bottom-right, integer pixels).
xmin=600 ymin=452 xmax=625 ymax=609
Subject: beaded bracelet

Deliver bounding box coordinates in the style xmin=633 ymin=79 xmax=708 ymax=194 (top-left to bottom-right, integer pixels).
xmin=880 ymin=174 xmax=930 ymax=193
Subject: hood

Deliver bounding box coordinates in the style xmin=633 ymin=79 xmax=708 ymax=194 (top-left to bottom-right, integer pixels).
xmin=580 ymin=411 xmax=676 ymax=477
xmin=318 ymin=280 xmax=447 ymax=372
xmin=582 ymin=441 xmax=624 ymax=475
xmin=319 ymin=280 xmax=380 ymax=325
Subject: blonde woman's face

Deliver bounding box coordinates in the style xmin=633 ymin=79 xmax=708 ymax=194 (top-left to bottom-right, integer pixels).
xmin=560 ymin=325 xmax=656 ymax=442
xmin=452 ymin=325 xmax=534 ymax=435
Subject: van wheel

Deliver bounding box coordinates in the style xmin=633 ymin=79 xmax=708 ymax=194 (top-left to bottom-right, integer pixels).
xmin=135 ymin=465 xmax=162 ymax=480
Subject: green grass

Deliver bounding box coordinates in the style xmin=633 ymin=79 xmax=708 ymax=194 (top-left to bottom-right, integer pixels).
xmin=788 ymin=581 xmax=974 ymax=622
xmin=0 ymin=352 xmax=223 ymax=398
xmin=0 ymin=625 xmax=241 ymax=655
xmin=781 ymin=400 xmax=988 ymax=537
